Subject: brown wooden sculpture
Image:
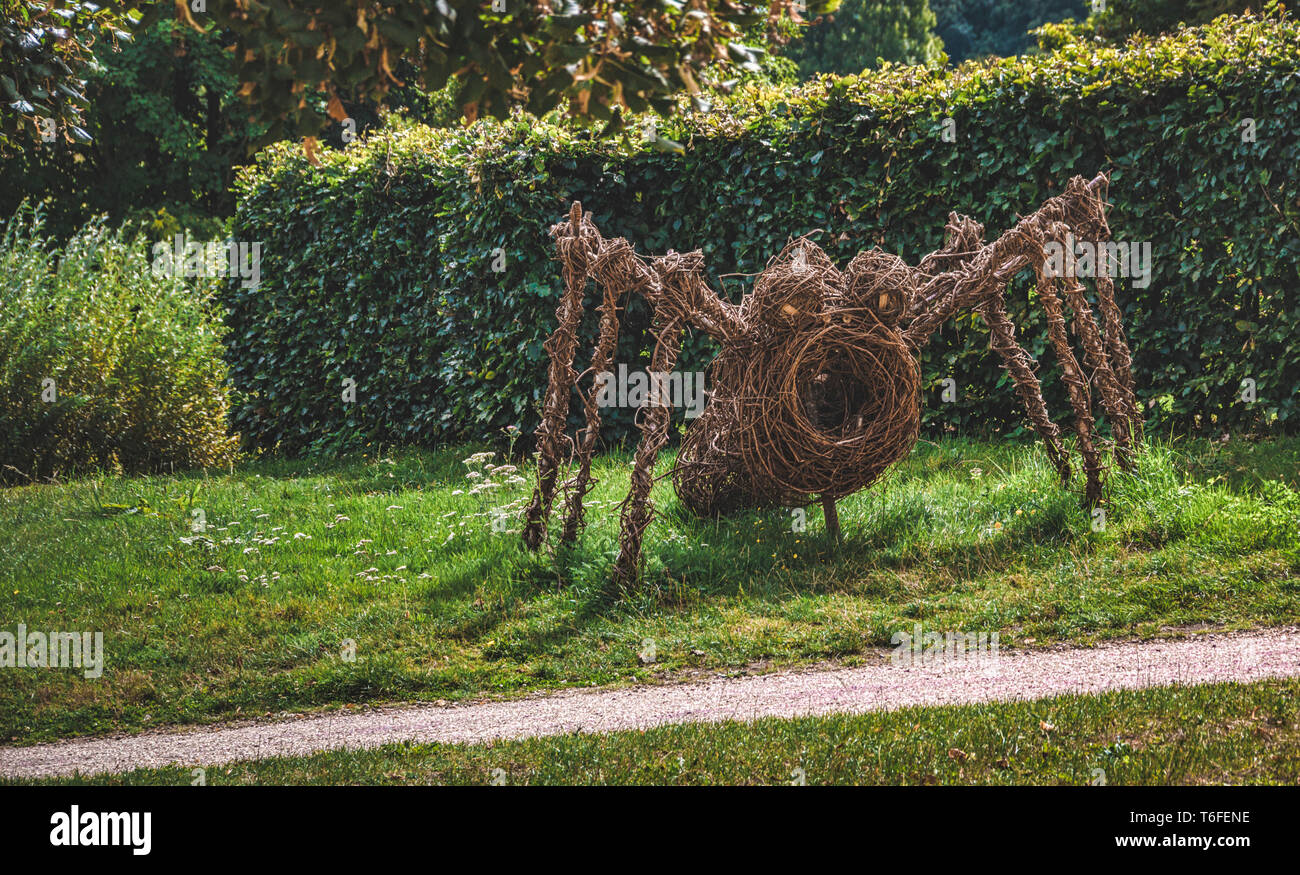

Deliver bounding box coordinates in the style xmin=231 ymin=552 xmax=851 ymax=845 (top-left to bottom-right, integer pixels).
xmin=523 ymin=173 xmax=1142 ymax=587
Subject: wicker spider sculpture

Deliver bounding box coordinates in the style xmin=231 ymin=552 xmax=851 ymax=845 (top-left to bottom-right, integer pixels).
xmin=523 ymin=173 xmax=1141 ymax=587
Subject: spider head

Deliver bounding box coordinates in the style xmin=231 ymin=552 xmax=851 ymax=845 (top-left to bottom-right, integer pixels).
xmin=844 ymin=249 xmax=915 ymax=326
xmin=740 ymin=237 xmax=837 ymax=331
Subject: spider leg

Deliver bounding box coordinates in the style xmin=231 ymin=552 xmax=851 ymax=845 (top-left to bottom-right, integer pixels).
xmin=1057 ymin=174 xmax=1142 ymax=447
xmin=978 ymin=294 xmax=1072 ymax=484
xmin=604 ymin=249 xmax=742 ymax=583
xmin=557 ymin=277 xmax=624 ymax=546
xmin=557 ymin=240 xmax=662 ymax=546
xmin=1060 ymin=270 xmax=1139 ymax=473
xmin=532 ymin=209 xmax=728 ymax=581
xmin=1037 ymin=268 xmax=1105 ymax=506
xmin=1093 ymin=272 xmax=1144 ymax=450
xmin=613 ymin=309 xmax=686 ymax=590
xmin=523 ymin=202 xmax=596 ymax=551
xmin=919 ymin=212 xmax=1075 ymax=483
xmin=904 ymin=176 xmax=1128 ymax=507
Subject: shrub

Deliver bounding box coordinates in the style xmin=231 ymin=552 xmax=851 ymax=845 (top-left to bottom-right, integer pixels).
xmin=1037 ymin=0 xmax=1260 ymax=46
xmin=228 ymin=9 xmax=1300 ymax=455
xmin=0 ymin=207 xmax=238 ymax=482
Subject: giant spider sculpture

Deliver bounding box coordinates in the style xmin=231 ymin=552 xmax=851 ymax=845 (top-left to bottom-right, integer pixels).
xmin=522 ymin=173 xmax=1142 ymax=587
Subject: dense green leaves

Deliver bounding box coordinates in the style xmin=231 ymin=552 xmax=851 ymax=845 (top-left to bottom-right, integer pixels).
xmin=0 ymin=207 xmax=238 ymax=480
xmin=784 ymin=0 xmax=944 ymax=77
xmin=157 ymin=0 xmax=806 ymax=147
xmin=1 ymin=17 xmax=258 ymax=242
xmin=228 ymin=10 xmax=1299 ymax=454
xmin=0 ymin=0 xmax=139 ymax=151
xmin=929 ymin=0 xmax=1086 ymax=62
xmin=1079 ymin=0 xmax=1257 ymax=41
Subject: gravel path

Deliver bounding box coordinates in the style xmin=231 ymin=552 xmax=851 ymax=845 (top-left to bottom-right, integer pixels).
xmin=4 ymin=627 xmax=1299 ymax=779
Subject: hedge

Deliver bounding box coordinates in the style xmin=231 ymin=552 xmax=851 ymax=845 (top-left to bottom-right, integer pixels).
xmin=227 ymin=9 xmax=1300 ymax=455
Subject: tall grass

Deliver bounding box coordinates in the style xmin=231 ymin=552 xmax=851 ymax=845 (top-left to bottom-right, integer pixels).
xmin=0 ymin=206 xmax=237 ymax=482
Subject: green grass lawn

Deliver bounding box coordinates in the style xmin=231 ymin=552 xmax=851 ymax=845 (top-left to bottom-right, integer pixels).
xmin=2 ymin=436 xmax=1298 ymax=744
xmin=12 ymin=677 xmax=1299 ymax=785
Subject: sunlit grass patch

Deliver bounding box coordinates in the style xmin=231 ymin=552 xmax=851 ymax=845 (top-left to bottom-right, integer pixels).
xmin=1 ymin=437 xmax=1297 ymax=743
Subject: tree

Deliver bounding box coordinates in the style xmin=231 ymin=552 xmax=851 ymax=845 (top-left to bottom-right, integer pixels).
xmin=1 ymin=16 xmax=260 ymax=239
xmin=148 ymin=0 xmax=814 ymax=151
xmin=0 ymin=17 xmax=467 ymax=239
xmin=0 ymin=0 xmax=138 ymax=152
xmin=1035 ymin=0 xmax=1264 ymax=48
xmin=929 ymin=0 xmax=1086 ymax=63
xmin=1081 ymin=0 xmax=1260 ymax=40
xmin=4 ymin=1 xmax=815 ymax=152
xmin=783 ymin=0 xmax=943 ymax=77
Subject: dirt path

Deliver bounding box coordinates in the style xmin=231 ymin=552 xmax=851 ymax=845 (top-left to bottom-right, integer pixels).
xmin=4 ymin=628 xmax=1299 ymax=779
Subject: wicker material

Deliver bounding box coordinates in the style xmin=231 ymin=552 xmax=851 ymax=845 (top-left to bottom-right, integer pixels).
xmin=524 ymin=174 xmax=1142 ymax=586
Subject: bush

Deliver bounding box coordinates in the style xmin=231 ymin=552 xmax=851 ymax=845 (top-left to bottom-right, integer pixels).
xmin=0 ymin=208 xmax=238 ymax=482
xmin=1037 ymin=0 xmax=1259 ymax=46
xmin=228 ymin=9 xmax=1300 ymax=455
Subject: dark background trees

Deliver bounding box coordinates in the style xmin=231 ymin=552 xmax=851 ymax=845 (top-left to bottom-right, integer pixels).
xmin=6 ymin=0 xmax=1242 ymax=239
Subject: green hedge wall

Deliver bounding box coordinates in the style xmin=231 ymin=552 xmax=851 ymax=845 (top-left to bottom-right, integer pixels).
xmin=228 ymin=9 xmax=1299 ymax=455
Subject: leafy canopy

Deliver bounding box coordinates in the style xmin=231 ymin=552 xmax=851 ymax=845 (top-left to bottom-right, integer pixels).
xmin=155 ymin=0 xmax=838 ymax=151
xmin=0 ymin=0 xmax=136 ymax=151
xmin=783 ymin=0 xmax=943 ymax=78
xmin=3 ymin=0 xmax=841 ymax=151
